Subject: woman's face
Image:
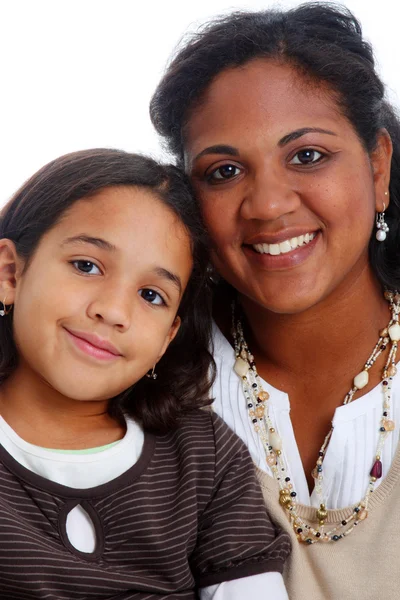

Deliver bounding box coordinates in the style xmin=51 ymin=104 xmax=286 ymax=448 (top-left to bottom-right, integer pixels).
xmin=185 ymin=59 xmax=391 ymax=314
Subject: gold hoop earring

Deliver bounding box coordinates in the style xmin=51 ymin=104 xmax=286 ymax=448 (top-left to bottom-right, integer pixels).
xmin=0 ymin=295 xmax=12 ymax=317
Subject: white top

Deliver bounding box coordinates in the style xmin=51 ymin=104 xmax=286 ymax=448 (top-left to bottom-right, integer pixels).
xmin=0 ymin=413 xmax=144 ymax=487
xmin=211 ymin=323 xmax=400 ymax=508
xmin=0 ymin=413 xmax=288 ymax=600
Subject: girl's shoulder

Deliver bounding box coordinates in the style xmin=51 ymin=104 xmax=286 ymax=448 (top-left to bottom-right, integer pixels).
xmin=165 ymin=408 xmax=253 ymax=475
xmin=174 ymin=407 xmax=242 ymax=442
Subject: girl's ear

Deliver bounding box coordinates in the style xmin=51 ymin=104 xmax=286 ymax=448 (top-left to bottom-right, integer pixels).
xmin=156 ymin=316 xmax=182 ymax=363
xmin=0 ymin=239 xmax=23 ymax=305
xmin=371 ymin=129 xmax=393 ymax=212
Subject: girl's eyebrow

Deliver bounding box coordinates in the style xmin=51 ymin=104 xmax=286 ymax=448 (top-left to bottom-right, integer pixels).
xmin=153 ymin=267 xmax=182 ymax=294
xmin=61 ymin=235 xmax=117 ymax=252
xmin=62 ymin=235 xmax=182 ymax=293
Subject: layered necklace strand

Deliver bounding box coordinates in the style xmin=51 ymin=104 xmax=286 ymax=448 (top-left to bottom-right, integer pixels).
xmin=232 ymin=291 xmax=400 ymax=544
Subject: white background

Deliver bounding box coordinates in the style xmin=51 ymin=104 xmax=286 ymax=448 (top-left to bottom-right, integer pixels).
xmin=1 ymin=0 xmax=399 ymax=203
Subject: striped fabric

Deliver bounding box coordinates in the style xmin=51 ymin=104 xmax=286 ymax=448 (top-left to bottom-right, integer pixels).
xmin=0 ymin=410 xmax=290 ymax=599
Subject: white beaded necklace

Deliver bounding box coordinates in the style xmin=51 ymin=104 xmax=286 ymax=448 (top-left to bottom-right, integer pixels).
xmin=232 ymin=291 xmax=400 ymax=544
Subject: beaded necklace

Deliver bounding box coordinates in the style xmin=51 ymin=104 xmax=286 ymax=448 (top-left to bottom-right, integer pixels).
xmin=232 ymin=291 xmax=400 ymax=544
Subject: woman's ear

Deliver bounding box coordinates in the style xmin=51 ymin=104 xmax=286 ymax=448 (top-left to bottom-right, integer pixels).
xmin=0 ymin=239 xmax=23 ymax=306
xmin=371 ymin=129 xmax=393 ymax=212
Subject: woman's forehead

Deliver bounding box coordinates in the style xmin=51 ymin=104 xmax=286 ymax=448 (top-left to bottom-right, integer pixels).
xmin=184 ymin=59 xmax=346 ymax=159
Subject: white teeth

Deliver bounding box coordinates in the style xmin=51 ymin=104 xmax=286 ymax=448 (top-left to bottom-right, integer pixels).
xmin=279 ymin=240 xmax=292 ymax=254
xmin=252 ymin=231 xmax=317 ymax=255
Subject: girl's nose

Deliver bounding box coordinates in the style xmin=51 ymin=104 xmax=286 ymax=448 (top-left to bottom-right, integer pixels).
xmin=86 ymin=287 xmax=132 ymax=331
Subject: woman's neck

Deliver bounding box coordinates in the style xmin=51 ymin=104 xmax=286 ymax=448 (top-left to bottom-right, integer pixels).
xmin=0 ymin=366 xmax=125 ymax=449
xmin=238 ymin=266 xmax=389 ymax=383
xmin=234 ymin=266 xmax=391 ymax=491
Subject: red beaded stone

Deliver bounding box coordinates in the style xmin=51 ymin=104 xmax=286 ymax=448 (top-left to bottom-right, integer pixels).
xmin=370 ymin=459 xmax=383 ymax=479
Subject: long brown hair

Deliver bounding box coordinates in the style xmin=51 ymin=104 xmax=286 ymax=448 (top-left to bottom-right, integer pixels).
xmin=0 ymin=149 xmax=215 ymax=432
xmin=150 ymin=2 xmax=400 ymax=291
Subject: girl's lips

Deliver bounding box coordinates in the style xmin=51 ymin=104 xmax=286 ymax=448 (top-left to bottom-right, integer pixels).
xmin=243 ymin=230 xmax=320 ymax=270
xmin=64 ymin=328 xmax=122 ymax=361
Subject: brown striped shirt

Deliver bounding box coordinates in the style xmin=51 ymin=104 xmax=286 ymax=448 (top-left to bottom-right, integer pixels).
xmin=0 ymin=410 xmax=291 ymax=599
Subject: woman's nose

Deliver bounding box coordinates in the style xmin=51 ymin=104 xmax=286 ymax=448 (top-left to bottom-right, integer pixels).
xmin=240 ymin=165 xmax=301 ymax=222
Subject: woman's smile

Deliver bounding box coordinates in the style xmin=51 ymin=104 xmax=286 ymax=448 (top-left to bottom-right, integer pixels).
xmin=243 ymin=230 xmax=320 ymax=271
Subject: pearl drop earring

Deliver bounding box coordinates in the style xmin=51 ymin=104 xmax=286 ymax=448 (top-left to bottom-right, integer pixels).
xmin=0 ymin=295 xmax=12 ymax=317
xmin=376 ymin=198 xmax=389 ymax=242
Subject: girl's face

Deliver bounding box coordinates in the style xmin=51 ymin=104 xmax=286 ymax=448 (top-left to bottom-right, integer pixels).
xmin=9 ymin=186 xmax=193 ymax=402
xmin=185 ymin=59 xmax=391 ymax=314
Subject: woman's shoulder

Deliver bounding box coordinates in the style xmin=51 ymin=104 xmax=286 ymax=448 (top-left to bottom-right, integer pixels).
xmin=212 ymin=320 xmax=236 ymax=369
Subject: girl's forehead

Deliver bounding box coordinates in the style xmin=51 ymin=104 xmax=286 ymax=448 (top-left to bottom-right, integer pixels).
xmin=63 ymin=186 xmax=181 ymax=232
xmin=43 ymin=186 xmax=193 ymax=277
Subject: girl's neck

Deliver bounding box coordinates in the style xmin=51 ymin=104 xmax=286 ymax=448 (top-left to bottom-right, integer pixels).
xmin=0 ymin=366 xmax=125 ymax=449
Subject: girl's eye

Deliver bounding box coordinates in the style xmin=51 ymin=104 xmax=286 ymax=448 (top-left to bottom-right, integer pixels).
xmin=72 ymin=260 xmax=101 ymax=275
xmin=207 ymin=164 xmax=241 ymax=182
xmin=139 ymin=288 xmax=165 ymax=306
xmin=289 ymin=149 xmax=324 ymax=165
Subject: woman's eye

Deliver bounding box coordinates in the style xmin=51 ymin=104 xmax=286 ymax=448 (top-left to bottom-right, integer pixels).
xmin=290 ymin=149 xmax=324 ymax=165
xmin=72 ymin=260 xmax=101 ymax=275
xmin=139 ymin=288 xmax=165 ymax=306
xmin=208 ymin=164 xmax=241 ymax=182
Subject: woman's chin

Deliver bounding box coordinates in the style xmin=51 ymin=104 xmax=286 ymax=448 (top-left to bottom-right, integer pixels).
xmin=237 ymin=281 xmax=328 ymax=316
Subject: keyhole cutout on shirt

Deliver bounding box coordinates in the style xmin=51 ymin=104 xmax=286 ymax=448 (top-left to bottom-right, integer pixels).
xmin=65 ymin=504 xmax=97 ymax=553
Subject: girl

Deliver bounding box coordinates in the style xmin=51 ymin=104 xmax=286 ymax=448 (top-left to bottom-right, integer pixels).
xmin=0 ymin=149 xmax=290 ymax=599
xmin=151 ymin=3 xmax=400 ymax=598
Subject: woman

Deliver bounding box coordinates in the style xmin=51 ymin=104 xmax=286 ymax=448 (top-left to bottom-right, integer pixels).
xmin=150 ymin=3 xmax=400 ymax=598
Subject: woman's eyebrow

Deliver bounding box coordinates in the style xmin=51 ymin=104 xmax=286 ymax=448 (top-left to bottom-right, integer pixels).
xmin=278 ymin=127 xmax=337 ymax=147
xmin=192 ymin=130 xmax=336 ymax=161
xmin=61 ymin=235 xmax=117 ymax=252
xmin=194 ymin=144 xmax=240 ymax=161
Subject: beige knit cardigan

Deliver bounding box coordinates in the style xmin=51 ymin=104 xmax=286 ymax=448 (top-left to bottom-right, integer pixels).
xmin=256 ymin=447 xmax=400 ymax=600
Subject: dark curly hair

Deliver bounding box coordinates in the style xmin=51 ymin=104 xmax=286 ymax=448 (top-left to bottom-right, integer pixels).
xmin=0 ymin=149 xmax=215 ymax=433
xmin=150 ymin=2 xmax=400 ymax=291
